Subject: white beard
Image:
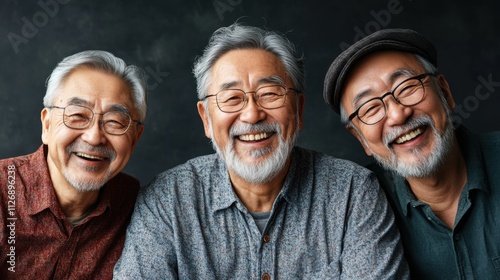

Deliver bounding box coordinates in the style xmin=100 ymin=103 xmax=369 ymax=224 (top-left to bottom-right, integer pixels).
xmin=209 ymin=120 xmax=298 ymax=184
xmin=371 ymin=114 xmax=455 ymax=178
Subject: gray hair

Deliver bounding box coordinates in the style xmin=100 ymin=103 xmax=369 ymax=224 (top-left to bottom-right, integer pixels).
xmin=192 ymin=23 xmax=305 ymax=100
xmin=43 ymin=50 xmax=148 ymax=122
xmin=340 ymin=53 xmax=439 ymax=124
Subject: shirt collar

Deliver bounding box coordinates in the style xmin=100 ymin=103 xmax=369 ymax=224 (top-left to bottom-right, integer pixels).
xmin=395 ymin=126 xmax=489 ymax=216
xmin=211 ymin=148 xmax=298 ymax=213
xmin=26 ymin=145 xmax=64 ymax=217
xmin=211 ymin=154 xmax=240 ymax=212
xmin=89 ymin=172 xmax=139 ymax=217
xmin=26 ymin=145 xmax=137 ymax=218
xmin=456 ymin=126 xmax=489 ymax=194
xmin=277 ymin=147 xmax=299 ymax=204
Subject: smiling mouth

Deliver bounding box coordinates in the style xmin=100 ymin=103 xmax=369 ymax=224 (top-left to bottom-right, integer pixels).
xmin=394 ymin=127 xmax=424 ymax=144
xmin=238 ymin=132 xmax=272 ymax=142
xmin=75 ymin=152 xmax=107 ymax=161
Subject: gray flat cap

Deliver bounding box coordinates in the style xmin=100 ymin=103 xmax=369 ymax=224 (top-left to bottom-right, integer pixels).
xmin=323 ymin=28 xmax=437 ymax=114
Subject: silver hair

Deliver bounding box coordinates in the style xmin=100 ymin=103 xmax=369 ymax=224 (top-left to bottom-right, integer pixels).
xmin=192 ymin=23 xmax=305 ymax=102
xmin=340 ymin=53 xmax=439 ymax=125
xmin=414 ymin=54 xmax=448 ymax=106
xmin=43 ymin=50 xmax=148 ymax=122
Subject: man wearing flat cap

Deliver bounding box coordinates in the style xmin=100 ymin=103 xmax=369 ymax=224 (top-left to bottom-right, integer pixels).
xmin=323 ymin=28 xmax=500 ymax=279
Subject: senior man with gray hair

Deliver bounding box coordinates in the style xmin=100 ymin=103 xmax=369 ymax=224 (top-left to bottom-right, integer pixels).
xmin=114 ymin=23 xmax=408 ymax=279
xmin=0 ymin=50 xmax=147 ymax=279
xmin=323 ymin=28 xmax=500 ymax=279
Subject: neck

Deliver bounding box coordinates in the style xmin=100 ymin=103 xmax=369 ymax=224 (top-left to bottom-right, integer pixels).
xmin=47 ymin=160 xmax=100 ymax=218
xmin=54 ymin=185 xmax=100 ymax=218
xmin=228 ymin=159 xmax=290 ymax=213
xmin=406 ymin=138 xmax=466 ymax=228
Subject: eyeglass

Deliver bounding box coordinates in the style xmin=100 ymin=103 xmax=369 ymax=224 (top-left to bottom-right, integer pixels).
xmin=202 ymin=85 xmax=299 ymax=113
xmin=348 ymin=73 xmax=435 ymax=125
xmin=48 ymin=104 xmax=142 ymax=135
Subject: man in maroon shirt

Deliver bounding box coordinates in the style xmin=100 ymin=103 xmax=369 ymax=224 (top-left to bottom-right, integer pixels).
xmin=0 ymin=50 xmax=146 ymax=279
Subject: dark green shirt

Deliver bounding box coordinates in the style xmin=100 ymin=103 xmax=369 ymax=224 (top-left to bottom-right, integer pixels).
xmin=371 ymin=127 xmax=500 ymax=279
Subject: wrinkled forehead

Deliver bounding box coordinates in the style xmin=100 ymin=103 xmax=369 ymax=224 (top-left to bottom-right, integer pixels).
xmin=54 ymin=68 xmax=137 ymax=114
xmin=64 ymin=96 xmax=133 ymax=115
xmin=210 ymin=49 xmax=290 ymax=90
xmin=341 ymin=51 xmax=425 ymax=103
xmin=346 ymin=50 xmax=423 ymax=81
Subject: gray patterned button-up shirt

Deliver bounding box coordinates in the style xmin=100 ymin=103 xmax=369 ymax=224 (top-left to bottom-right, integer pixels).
xmin=114 ymin=147 xmax=409 ymax=279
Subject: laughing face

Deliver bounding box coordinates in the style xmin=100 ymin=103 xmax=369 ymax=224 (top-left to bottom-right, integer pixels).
xmin=41 ymin=68 xmax=143 ymax=192
xmin=341 ymin=50 xmax=456 ymax=178
xmin=197 ymin=49 xmax=304 ymax=184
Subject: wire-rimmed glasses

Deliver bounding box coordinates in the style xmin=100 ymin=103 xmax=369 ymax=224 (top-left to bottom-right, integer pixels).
xmin=202 ymin=85 xmax=299 ymax=113
xmin=348 ymin=73 xmax=435 ymax=125
xmin=49 ymin=104 xmax=141 ymax=135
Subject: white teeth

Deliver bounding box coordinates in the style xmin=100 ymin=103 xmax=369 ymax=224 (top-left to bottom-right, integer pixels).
xmin=395 ymin=128 xmax=423 ymax=144
xmin=239 ymin=132 xmax=269 ymax=141
xmin=75 ymin=152 xmax=105 ymax=160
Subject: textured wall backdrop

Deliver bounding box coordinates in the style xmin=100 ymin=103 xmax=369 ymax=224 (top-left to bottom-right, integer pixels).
xmin=1 ymin=0 xmax=499 ymax=185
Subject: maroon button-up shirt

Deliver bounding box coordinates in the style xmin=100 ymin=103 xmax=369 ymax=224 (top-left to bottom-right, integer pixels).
xmin=0 ymin=145 xmax=139 ymax=279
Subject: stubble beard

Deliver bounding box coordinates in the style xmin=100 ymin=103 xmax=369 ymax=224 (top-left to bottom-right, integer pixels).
xmin=63 ymin=142 xmax=116 ymax=192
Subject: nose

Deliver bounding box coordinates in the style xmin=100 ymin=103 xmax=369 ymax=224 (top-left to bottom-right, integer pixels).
xmin=239 ymin=94 xmax=266 ymax=124
xmin=384 ymin=97 xmax=413 ymax=126
xmin=80 ymin=116 xmax=107 ymax=145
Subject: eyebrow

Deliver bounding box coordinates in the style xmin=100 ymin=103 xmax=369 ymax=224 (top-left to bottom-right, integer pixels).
xmin=258 ymin=75 xmax=286 ymax=86
xmin=217 ymin=75 xmax=286 ymax=91
xmin=107 ymin=104 xmax=131 ymax=115
xmin=351 ymin=68 xmax=419 ymax=109
xmin=65 ymin=97 xmax=131 ymax=115
xmin=66 ymin=97 xmax=90 ymax=106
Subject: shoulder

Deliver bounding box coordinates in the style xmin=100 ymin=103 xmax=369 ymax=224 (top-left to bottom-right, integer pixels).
xmin=139 ymin=153 xmax=220 ymax=198
xmin=111 ymin=172 xmax=140 ymax=187
xmin=0 ymin=146 xmax=46 ymax=189
xmin=457 ymin=126 xmax=500 ymax=146
xmin=151 ymin=153 xmax=219 ymax=184
xmin=100 ymin=172 xmax=141 ymax=211
xmin=476 ymin=129 xmax=500 ymax=148
xmin=129 ymin=154 xmax=223 ymax=222
xmin=109 ymin=172 xmax=140 ymax=198
xmin=295 ymin=147 xmax=374 ymax=178
xmin=457 ymin=126 xmax=500 ymax=166
xmin=0 ymin=147 xmax=40 ymax=171
xmin=293 ymin=147 xmax=377 ymax=193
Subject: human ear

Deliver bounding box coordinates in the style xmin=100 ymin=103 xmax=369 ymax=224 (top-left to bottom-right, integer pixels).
xmin=346 ymin=124 xmax=373 ymax=156
xmin=197 ymin=101 xmax=212 ymax=138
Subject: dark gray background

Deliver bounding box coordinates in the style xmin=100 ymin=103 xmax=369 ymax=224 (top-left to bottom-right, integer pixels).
xmin=1 ymin=0 xmax=499 ymax=185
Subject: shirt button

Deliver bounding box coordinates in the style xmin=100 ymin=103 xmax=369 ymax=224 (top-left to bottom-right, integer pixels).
xmin=262 ymin=273 xmax=271 ymax=280
xmin=454 ymin=233 xmax=461 ymax=241
xmin=263 ymin=235 xmax=271 ymax=243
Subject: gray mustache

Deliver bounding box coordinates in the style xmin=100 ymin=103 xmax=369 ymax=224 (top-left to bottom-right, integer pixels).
xmin=229 ymin=122 xmax=280 ymax=137
xmin=383 ymin=115 xmax=433 ymax=146
xmin=66 ymin=142 xmax=116 ymax=160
